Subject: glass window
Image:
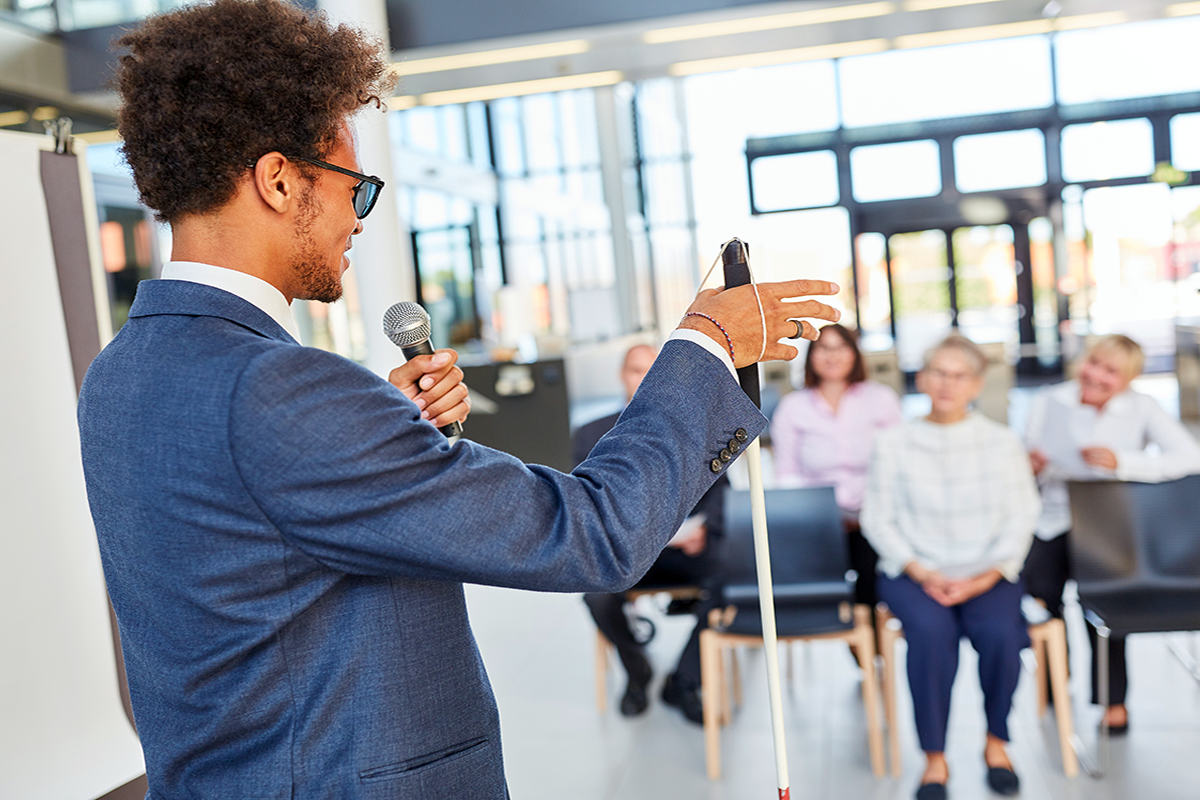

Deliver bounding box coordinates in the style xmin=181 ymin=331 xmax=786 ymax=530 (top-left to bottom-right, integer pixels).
xmin=522 ymin=94 xmax=561 ymax=173
xmin=954 ymin=129 xmax=1047 ymax=193
xmin=750 ymin=151 xmax=839 ymax=212
xmin=638 ymin=79 xmax=684 ymax=161
xmin=1060 ymin=118 xmax=1154 ymax=183
xmin=850 ymin=140 xmax=941 ymax=203
xmin=854 ymin=232 xmax=892 ymax=352
xmin=440 ymin=106 xmax=468 ymax=162
xmin=839 ymin=37 xmax=1053 ymax=128
xmin=1055 ymin=17 xmax=1200 ymax=106
xmin=402 ymin=106 xmax=441 ymax=155
xmin=747 ymin=207 xmax=855 ymax=327
xmin=491 ymin=98 xmax=525 ymax=177
xmin=1172 ymin=113 xmax=1200 ymax=173
xmin=466 ymin=102 xmax=491 ymax=169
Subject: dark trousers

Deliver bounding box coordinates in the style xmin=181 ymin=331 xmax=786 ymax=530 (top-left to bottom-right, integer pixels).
xmin=878 ymin=574 xmax=1028 ymax=753
xmin=584 ymin=547 xmax=713 ymax=689
xmin=1022 ymin=533 xmax=1128 ymax=705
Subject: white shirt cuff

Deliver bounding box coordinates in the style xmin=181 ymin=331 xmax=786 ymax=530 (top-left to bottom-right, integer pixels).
xmin=668 ymin=328 xmax=738 ymax=380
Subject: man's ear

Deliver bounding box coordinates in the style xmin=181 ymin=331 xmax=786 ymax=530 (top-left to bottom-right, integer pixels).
xmin=249 ymin=152 xmax=296 ymax=214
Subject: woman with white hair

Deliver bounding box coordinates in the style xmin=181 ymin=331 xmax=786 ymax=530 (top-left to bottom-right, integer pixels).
xmin=862 ymin=334 xmax=1040 ymax=800
xmin=1024 ymin=334 xmax=1200 ymax=732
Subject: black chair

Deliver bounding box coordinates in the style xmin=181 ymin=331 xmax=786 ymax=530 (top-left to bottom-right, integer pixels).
xmin=1067 ymin=476 xmax=1200 ymax=772
xmin=699 ymin=487 xmax=884 ymax=779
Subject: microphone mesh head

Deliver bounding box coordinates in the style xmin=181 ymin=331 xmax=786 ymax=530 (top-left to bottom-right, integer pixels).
xmin=382 ymin=302 xmax=431 ymax=347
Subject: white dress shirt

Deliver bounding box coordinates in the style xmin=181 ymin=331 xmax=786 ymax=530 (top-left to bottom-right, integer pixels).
xmin=160 ymin=261 xmax=302 ymax=342
xmin=861 ymin=413 xmax=1040 ymax=582
xmin=1024 ymin=380 xmax=1200 ymax=540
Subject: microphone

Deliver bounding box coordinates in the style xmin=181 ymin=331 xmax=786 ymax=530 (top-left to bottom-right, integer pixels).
xmin=382 ymin=301 xmax=463 ymax=439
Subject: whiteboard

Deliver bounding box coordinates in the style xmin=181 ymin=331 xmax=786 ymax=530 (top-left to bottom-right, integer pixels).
xmin=0 ymin=130 xmax=145 ymax=798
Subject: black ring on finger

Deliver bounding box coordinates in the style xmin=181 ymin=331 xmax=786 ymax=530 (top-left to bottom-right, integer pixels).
xmin=787 ymin=319 xmax=803 ymax=340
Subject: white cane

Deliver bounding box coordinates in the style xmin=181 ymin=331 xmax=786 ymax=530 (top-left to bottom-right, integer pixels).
xmin=720 ymin=238 xmax=791 ymax=800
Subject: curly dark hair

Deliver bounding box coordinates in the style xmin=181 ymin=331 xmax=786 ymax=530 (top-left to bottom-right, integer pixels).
xmin=115 ymin=0 xmax=396 ymax=223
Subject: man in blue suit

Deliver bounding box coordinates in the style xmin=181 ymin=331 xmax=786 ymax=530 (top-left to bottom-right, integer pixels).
xmin=77 ymin=1 xmax=839 ymax=797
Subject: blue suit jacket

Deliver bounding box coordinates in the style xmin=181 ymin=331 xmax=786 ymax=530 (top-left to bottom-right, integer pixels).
xmin=78 ymin=279 xmax=764 ymax=799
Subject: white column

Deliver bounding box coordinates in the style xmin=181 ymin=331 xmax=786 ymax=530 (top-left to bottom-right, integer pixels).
xmin=319 ymin=0 xmax=415 ymax=377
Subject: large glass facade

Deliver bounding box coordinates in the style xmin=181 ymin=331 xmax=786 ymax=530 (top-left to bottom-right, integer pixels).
xmin=72 ymin=10 xmax=1200 ymax=379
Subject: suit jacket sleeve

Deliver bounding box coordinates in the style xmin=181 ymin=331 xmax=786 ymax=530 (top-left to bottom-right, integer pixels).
xmin=228 ymin=339 xmax=764 ymax=593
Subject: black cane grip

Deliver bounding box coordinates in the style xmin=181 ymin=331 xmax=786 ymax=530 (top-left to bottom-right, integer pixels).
xmin=720 ymin=239 xmax=761 ymax=409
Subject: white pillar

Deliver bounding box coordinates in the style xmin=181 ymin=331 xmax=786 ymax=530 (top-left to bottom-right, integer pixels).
xmin=319 ymin=0 xmax=416 ymax=377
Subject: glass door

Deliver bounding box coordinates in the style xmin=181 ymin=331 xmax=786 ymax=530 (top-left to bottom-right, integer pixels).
xmin=951 ymin=224 xmax=1018 ymax=355
xmin=412 ymin=224 xmax=481 ymax=347
xmin=888 ymin=229 xmax=951 ymax=372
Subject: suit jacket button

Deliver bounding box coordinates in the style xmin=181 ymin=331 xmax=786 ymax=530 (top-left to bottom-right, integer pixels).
xmin=720 ymin=448 xmax=732 ymax=462
xmin=710 ymin=458 xmax=723 ymax=473
xmin=727 ymin=438 xmax=740 ymax=454
xmin=735 ymin=428 xmax=748 ymax=442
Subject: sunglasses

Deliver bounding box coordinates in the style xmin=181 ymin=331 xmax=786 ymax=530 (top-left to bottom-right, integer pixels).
xmin=248 ymin=155 xmax=385 ymax=219
xmin=290 ymin=156 xmax=385 ymax=219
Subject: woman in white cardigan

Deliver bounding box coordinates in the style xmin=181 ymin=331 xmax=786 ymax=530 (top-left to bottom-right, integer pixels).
xmin=1024 ymin=334 xmax=1200 ymax=732
xmin=863 ymin=335 xmax=1039 ymax=800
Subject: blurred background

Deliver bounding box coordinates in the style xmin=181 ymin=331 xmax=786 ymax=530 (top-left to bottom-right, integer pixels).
xmin=9 ymin=0 xmax=1200 ymax=433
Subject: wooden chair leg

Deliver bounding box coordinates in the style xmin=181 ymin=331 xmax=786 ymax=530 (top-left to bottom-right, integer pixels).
xmin=730 ymin=647 xmax=743 ymax=713
xmin=1043 ymin=618 xmax=1080 ymax=778
xmin=1031 ymin=625 xmax=1049 ymax=717
xmin=701 ymin=630 xmax=723 ymax=780
xmin=853 ymin=610 xmax=886 ymax=777
xmin=877 ymin=607 xmax=903 ymax=778
xmin=595 ymin=629 xmax=609 ymax=714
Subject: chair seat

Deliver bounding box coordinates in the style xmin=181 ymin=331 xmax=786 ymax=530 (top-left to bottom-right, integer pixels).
xmin=722 ymin=602 xmax=855 ymax=638
xmin=1080 ymin=588 xmax=1200 ymax=635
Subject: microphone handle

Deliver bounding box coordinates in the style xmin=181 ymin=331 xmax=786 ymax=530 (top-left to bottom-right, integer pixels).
xmin=400 ymin=339 xmax=464 ymax=439
xmin=721 ymin=239 xmax=761 ymax=409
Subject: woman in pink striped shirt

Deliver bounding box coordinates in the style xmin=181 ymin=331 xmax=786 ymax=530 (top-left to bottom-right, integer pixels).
xmin=770 ymin=324 xmax=902 ymax=611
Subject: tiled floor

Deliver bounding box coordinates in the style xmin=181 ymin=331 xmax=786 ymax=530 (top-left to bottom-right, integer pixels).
xmin=467 ymin=582 xmax=1200 ymax=800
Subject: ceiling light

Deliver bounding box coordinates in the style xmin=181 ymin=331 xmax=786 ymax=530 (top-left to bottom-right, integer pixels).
xmin=393 ymin=40 xmax=591 ymax=76
xmin=894 ymin=11 xmax=1125 ymax=48
xmin=413 ymin=71 xmax=624 ymax=107
xmin=670 ymin=39 xmax=889 ymax=76
xmin=644 ymin=2 xmax=894 ymax=44
xmin=31 ymin=106 xmax=59 ymax=121
xmin=389 ymin=95 xmax=419 ymax=112
xmin=903 ymin=0 xmax=1006 ymax=11
xmin=1166 ymin=2 xmax=1200 ymax=16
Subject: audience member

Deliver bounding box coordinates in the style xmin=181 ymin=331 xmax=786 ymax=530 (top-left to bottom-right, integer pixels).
xmin=579 ymin=344 xmax=729 ymax=724
xmin=1023 ymin=333 xmax=1200 ymax=731
xmin=771 ymin=323 xmax=901 ymax=612
xmin=862 ymin=334 xmax=1039 ymax=800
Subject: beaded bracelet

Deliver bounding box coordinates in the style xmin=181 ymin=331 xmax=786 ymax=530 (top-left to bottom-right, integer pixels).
xmin=683 ymin=311 xmax=735 ymax=362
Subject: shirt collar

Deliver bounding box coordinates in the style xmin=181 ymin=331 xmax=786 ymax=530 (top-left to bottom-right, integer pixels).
xmin=160 ymin=261 xmax=302 ymax=343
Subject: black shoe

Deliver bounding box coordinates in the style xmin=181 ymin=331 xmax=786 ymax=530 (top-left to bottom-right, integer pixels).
xmin=985 ymin=767 xmax=1020 ymax=796
xmin=661 ymin=673 xmax=704 ymax=725
xmin=619 ymin=655 xmax=652 ymax=717
xmin=915 ymin=782 xmax=947 ymax=800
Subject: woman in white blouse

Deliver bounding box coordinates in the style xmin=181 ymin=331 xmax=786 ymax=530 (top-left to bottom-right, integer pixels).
xmin=1024 ymin=334 xmax=1200 ymax=732
xmin=862 ymin=335 xmax=1040 ymax=800
xmin=771 ymin=324 xmax=902 ymax=611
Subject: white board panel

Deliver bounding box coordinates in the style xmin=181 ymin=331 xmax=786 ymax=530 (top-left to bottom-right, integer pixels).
xmin=0 ymin=130 xmax=145 ymax=799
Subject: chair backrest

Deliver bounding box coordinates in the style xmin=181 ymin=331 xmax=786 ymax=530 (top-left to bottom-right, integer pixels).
xmin=719 ymin=486 xmax=853 ymax=636
xmin=1067 ymin=476 xmax=1200 ymax=589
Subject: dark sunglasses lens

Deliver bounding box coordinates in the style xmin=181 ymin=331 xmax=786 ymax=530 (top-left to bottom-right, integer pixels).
xmin=354 ymin=181 xmax=380 ymax=219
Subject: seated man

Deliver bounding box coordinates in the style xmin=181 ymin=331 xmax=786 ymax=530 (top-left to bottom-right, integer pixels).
xmin=579 ymin=344 xmax=728 ymax=724
xmin=861 ymin=335 xmax=1040 ymax=800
